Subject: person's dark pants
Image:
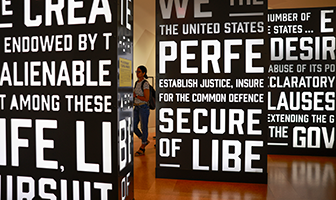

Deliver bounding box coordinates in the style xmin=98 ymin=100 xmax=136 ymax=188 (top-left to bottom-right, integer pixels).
xmin=134 ymin=104 xmax=149 ymax=144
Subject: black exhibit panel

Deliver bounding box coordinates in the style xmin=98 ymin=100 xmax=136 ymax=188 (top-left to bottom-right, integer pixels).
xmin=0 ymin=1 xmax=134 ymax=200
xmin=156 ymin=0 xmax=269 ymax=183
xmin=268 ymin=7 xmax=336 ymax=157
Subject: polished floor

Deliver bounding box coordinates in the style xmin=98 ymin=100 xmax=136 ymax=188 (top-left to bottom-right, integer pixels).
xmin=134 ymin=132 xmax=336 ymax=200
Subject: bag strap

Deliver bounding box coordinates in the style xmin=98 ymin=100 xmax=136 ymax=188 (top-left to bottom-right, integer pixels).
xmin=140 ymin=80 xmax=148 ymax=92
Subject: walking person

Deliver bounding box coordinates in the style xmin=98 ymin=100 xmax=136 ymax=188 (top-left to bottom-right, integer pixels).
xmin=133 ymin=65 xmax=150 ymax=156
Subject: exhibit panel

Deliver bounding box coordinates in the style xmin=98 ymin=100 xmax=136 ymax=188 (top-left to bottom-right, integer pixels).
xmin=0 ymin=1 xmax=134 ymax=199
xmin=267 ymin=7 xmax=336 ymax=156
xmin=156 ymin=0 xmax=269 ymax=183
xmin=117 ymin=0 xmax=134 ymax=199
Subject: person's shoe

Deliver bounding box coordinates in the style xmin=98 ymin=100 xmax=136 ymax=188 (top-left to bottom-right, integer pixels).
xmin=144 ymin=140 xmax=150 ymax=147
xmin=135 ymin=148 xmax=145 ymax=156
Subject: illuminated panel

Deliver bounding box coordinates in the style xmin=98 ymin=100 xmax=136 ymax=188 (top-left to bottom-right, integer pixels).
xmin=0 ymin=1 xmax=134 ymax=199
xmin=156 ymin=0 xmax=269 ymax=183
xmin=268 ymin=7 xmax=336 ymax=156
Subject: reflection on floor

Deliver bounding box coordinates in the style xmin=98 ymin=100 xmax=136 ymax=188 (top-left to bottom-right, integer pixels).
xmin=134 ymin=132 xmax=336 ymax=200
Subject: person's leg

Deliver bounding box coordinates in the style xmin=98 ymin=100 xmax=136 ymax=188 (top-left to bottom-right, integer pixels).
xmin=133 ymin=106 xmax=142 ymax=139
xmin=139 ymin=104 xmax=150 ymax=145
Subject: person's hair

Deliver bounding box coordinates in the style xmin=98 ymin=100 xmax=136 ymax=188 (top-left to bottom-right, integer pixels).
xmin=138 ymin=65 xmax=148 ymax=79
